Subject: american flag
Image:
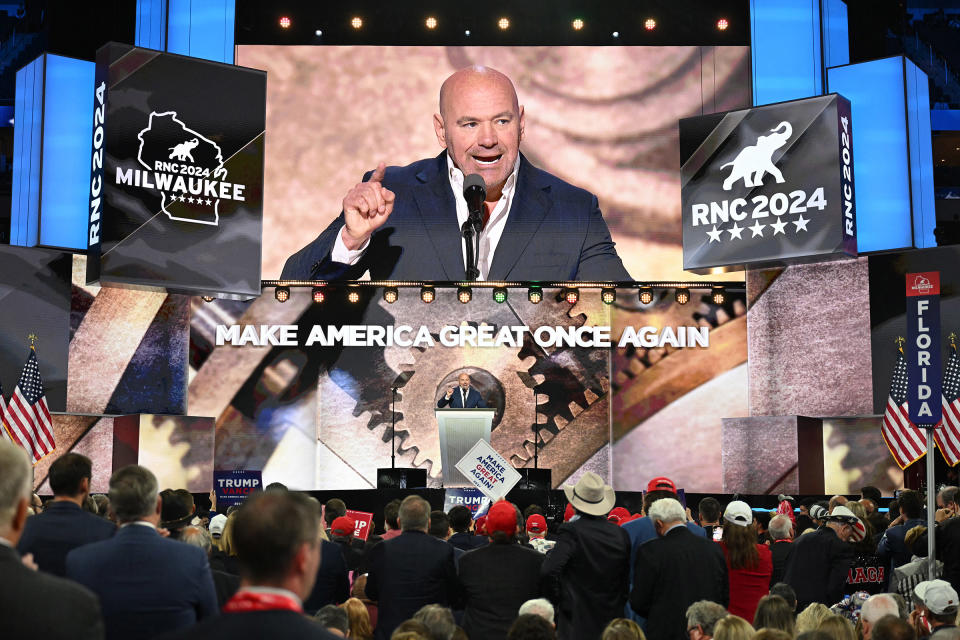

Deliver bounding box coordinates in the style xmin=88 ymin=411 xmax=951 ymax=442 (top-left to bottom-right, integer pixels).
xmin=881 ymin=344 xmax=927 ymax=469
xmin=937 ymin=334 xmax=960 ymax=466
xmin=0 ymin=379 xmax=13 ymax=443
xmin=5 ymin=349 xmax=55 ymax=463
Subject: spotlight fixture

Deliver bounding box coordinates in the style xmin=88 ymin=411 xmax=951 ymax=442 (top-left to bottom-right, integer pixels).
xmin=457 ymin=286 xmax=473 ymax=304
xmin=201 ymin=296 xmax=214 ymax=302
xmin=612 ymin=31 xmax=620 ymax=38
xmin=644 ymin=18 xmax=657 ymax=30
xmin=383 ymin=287 xmax=399 ymax=304
xmin=674 ymin=288 xmax=690 ymax=305
xmin=528 ymin=287 xmax=543 ymax=304
xmin=425 ymin=16 xmax=437 ymax=29
xmin=601 ymin=288 xmax=616 ymax=305
xmin=564 ymin=288 xmax=580 ymax=305
xmin=315 ymin=29 xmax=323 ymax=36
xmin=498 ymin=17 xmax=510 ymax=30
xmin=279 ymin=16 xmax=291 ymax=29
xmin=638 ymin=286 xmax=654 ymax=305
xmin=711 ymin=287 xmax=726 ymax=305
xmin=716 ymin=18 xmax=729 ymax=30
xmin=572 ymin=19 xmax=584 ymax=30
xmin=464 ymin=29 xmax=471 ymax=36
xmin=275 ymin=286 xmax=290 ymax=303
xmin=347 ymin=289 xmax=361 ymax=304
xmin=312 ymin=287 xmax=325 ymax=304
xmin=492 ymin=287 xmax=508 ymax=303
xmin=351 ymin=16 xmax=363 ymax=29
xmin=420 ymin=286 xmax=435 ymax=303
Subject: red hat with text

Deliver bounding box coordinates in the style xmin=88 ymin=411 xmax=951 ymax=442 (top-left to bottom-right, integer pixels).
xmin=485 ymin=501 xmax=517 ymax=536
xmin=526 ymin=514 xmax=547 ymax=535
xmin=646 ymin=477 xmax=677 ymax=494
xmin=331 ymin=515 xmax=356 ymax=538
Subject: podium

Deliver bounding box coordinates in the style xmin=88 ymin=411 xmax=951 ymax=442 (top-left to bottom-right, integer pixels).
xmin=435 ymin=408 xmax=496 ymax=487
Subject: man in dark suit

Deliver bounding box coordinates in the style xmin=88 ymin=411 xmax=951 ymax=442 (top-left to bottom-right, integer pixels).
xmin=437 ymin=372 xmax=487 ymax=409
xmin=65 ymin=465 xmax=218 ymax=640
xmin=459 ymin=500 xmax=545 ymax=640
xmin=365 ymin=495 xmax=460 ymax=640
xmin=876 ymin=489 xmax=926 ymax=577
xmin=630 ymin=497 xmax=729 ymax=640
xmin=541 ymin=472 xmax=632 ymax=640
xmin=783 ymin=505 xmax=859 ymax=610
xmin=163 ymin=489 xmax=340 ymax=640
xmin=447 ymin=504 xmax=488 ymax=551
xmin=768 ymin=514 xmax=794 ymax=587
xmin=17 ymin=452 xmax=115 ymax=576
xmin=0 ymin=440 xmax=104 ymax=640
xmin=303 ymin=538 xmax=350 ymax=615
xmin=281 ymin=66 xmax=630 ymax=282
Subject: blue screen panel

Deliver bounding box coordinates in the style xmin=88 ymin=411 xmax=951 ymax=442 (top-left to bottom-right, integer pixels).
xmin=135 ymin=0 xmax=167 ymax=51
xmin=821 ymin=0 xmax=849 ymax=69
xmin=828 ymin=57 xmax=913 ymax=252
xmin=38 ymin=55 xmax=95 ymax=250
xmin=750 ymin=0 xmax=822 ymax=105
xmin=167 ymin=0 xmax=235 ymax=64
xmin=11 ymin=56 xmax=44 ymax=248
xmin=904 ymin=59 xmax=936 ymax=249
xmin=931 ymin=110 xmax=960 ymax=131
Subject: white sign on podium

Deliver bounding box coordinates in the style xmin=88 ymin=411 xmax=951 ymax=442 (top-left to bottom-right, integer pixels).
xmin=455 ymin=439 xmax=521 ymax=501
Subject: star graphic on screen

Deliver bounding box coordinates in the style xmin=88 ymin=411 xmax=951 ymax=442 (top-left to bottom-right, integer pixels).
xmin=770 ymin=218 xmax=788 ymax=235
xmin=706 ymin=225 xmax=723 ymax=243
xmin=205 ymin=198 xmax=212 ymax=205
xmin=793 ymin=215 xmax=810 ymax=232
xmin=749 ymin=220 xmax=766 ymax=238
xmin=187 ymin=196 xmax=195 ymax=204
xmin=727 ymin=222 xmax=744 ymax=240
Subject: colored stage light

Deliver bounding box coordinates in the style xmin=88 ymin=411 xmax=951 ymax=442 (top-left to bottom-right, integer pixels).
xmin=601 ymin=288 xmax=616 ymax=305
xmin=717 ymin=18 xmax=729 ymax=30
xmin=645 ymin=18 xmax=657 ymax=30
xmin=457 ymin=287 xmax=472 ymax=304
xmin=492 ymin=287 xmax=508 ymax=303
xmin=425 ymin=16 xmax=437 ymax=29
xmin=638 ymin=287 xmax=654 ymax=304
xmin=572 ymin=19 xmax=584 ymax=30
xmin=347 ymin=289 xmax=360 ymax=303
xmin=279 ymin=16 xmax=291 ymax=29
xmin=312 ymin=287 xmax=325 ymax=303
xmin=498 ymin=17 xmax=510 ymax=30
xmin=712 ymin=287 xmax=726 ymax=305
xmin=383 ymin=287 xmax=398 ymax=304
xmin=421 ymin=286 xmax=435 ymax=303
xmin=564 ymin=288 xmax=579 ymax=305
xmin=351 ymin=16 xmax=363 ymax=29
xmin=275 ymin=286 xmax=290 ymax=303
xmin=675 ymin=288 xmax=690 ymax=305
xmin=528 ymin=287 xmax=543 ymax=304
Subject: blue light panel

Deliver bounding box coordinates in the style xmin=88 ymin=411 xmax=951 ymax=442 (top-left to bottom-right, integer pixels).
xmin=931 ymin=110 xmax=960 ymax=131
xmin=827 ymin=57 xmax=916 ymax=252
xmin=38 ymin=55 xmax=95 ymax=249
xmin=750 ymin=0 xmax=822 ymax=105
xmin=11 ymin=56 xmax=44 ymax=247
xmin=904 ymin=58 xmax=936 ymax=248
xmin=135 ymin=0 xmax=168 ymax=51
xmin=166 ymin=0 xmax=235 ymax=64
xmin=821 ymin=0 xmax=849 ymax=69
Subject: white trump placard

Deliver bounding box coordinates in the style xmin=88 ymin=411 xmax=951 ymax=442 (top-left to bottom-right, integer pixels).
xmin=455 ymin=439 xmax=521 ymax=501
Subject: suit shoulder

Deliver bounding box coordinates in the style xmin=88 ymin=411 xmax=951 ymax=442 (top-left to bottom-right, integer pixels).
xmin=379 ymin=156 xmax=441 ymax=186
xmin=21 ymin=562 xmax=99 ymax=604
xmin=524 ymin=160 xmax=595 ymax=201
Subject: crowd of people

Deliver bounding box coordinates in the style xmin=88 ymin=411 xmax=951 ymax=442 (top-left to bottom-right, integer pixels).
xmin=2 ymin=438 xmax=960 ymax=640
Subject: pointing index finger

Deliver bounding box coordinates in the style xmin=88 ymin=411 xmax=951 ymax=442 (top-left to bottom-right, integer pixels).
xmin=369 ymin=161 xmax=387 ymax=184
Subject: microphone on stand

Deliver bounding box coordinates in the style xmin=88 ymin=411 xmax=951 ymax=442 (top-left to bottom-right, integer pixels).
xmin=461 ymin=174 xmax=486 ymax=281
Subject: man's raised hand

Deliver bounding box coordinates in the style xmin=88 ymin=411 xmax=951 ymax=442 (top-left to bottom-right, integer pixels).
xmin=341 ymin=162 xmax=396 ymax=250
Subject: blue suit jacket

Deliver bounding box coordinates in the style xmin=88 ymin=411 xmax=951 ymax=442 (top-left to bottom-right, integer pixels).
xmin=17 ymin=500 xmax=115 ymax=576
xmin=280 ymin=153 xmax=631 ymax=281
xmin=66 ymin=524 xmax=218 ymax=640
xmin=436 ymin=387 xmax=487 ymax=409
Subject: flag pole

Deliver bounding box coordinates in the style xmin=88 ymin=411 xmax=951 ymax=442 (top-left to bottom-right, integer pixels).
xmin=927 ymin=427 xmax=937 ymax=580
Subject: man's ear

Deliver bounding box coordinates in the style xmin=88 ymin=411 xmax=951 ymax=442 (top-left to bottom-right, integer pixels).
xmin=80 ymin=476 xmax=90 ymax=496
xmin=433 ymin=113 xmax=447 ymax=149
xmin=13 ymin=496 xmax=29 ymax=533
xmin=292 ymin=542 xmax=310 ymax=576
xmin=518 ymin=104 xmax=525 ymax=142
xmin=155 ymin=495 xmax=163 ymax=516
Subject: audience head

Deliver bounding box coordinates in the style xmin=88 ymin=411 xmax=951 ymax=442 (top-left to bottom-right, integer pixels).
xmin=264 ymin=481 xmax=288 ymax=492
xmin=754 ymin=595 xmax=795 ymax=636
xmin=713 ymin=615 xmax=755 ymax=640
xmin=519 ymin=598 xmax=555 ymax=625
xmin=315 ymin=604 xmax=350 ymax=637
xmin=890 ymin=593 xmax=909 ymax=620
xmin=871 ymin=615 xmax=916 ymax=640
xmin=861 ymin=486 xmax=882 ymax=504
xmin=797 ymin=603 xmax=833 ymax=634
xmin=648 ymin=498 xmax=686 ymax=536
xmin=384 ymin=497 xmax=402 ymax=531
xmin=769 ymin=583 xmax=798 ymax=611
xmin=722 ymin=501 xmax=760 ymax=570
xmin=391 ymin=619 xmax=432 ymax=640
xmin=109 ymin=465 xmax=160 ymax=524
xmin=769 ymin=514 xmax=793 ymax=541
xmin=915 ymin=579 xmax=960 ymax=625
xmin=817 ymin=614 xmax=857 ymax=640
xmin=698 ymin=497 xmax=722 ymax=524
xmin=526 ymin=514 xmax=548 ymax=539
xmin=507 ymin=614 xmax=556 ymax=640
xmin=938 ymin=486 xmax=960 ymax=509
xmin=643 ymin=476 xmax=678 ymax=514
xmin=601 ymin=618 xmax=646 ymax=640
xmin=232 ymin=489 xmax=321 ymax=599
xmin=823 ymin=505 xmax=865 ymax=542
xmin=48 ymin=452 xmax=92 ymax=499
xmin=828 ymin=495 xmax=848 ymax=511
xmin=331 ymin=515 xmax=356 ymax=539
xmin=861 ymin=594 xmax=901 ymax=640
xmin=92 ymin=493 xmax=110 ymax=518
xmin=180 ymin=525 xmax=212 ymax=556
xmin=412 ymin=604 xmax=455 ymax=640
xmin=159 ymin=488 xmax=195 ymax=537
xmin=797 ymin=633 xmax=833 ymax=640
xmin=686 ymin=600 xmax=729 ymax=640
xmin=523 ymin=504 xmax=543 ymax=519
xmin=899 ymin=490 xmax=923 ymax=519
xmin=754 ymin=631 xmax=793 ymax=640
xmin=209 ymin=513 xmax=227 ymax=539
xmin=399 ymin=495 xmax=431 ymax=533
xmin=340 ymin=597 xmax=373 ymax=640
xmin=82 ymin=494 xmax=98 ymax=514
xmin=0 ymin=439 xmax=32 ymax=544
xmin=428 ymin=510 xmax=451 ymax=539
xmin=447 ymin=504 xmax=473 ymax=533
xmin=486 ymin=500 xmax=519 ymax=543
xmin=563 ymin=472 xmax=615 ymax=517
xmin=325 ymin=498 xmax=347 ymax=527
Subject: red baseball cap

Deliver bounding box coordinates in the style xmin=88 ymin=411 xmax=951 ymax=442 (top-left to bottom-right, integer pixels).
xmin=563 ymin=503 xmax=575 ymax=522
xmin=608 ymin=507 xmax=631 ymax=524
xmin=331 ymin=515 xmax=356 ymax=538
xmin=475 ymin=515 xmax=488 ymax=535
xmin=646 ymin=476 xmax=677 ymax=494
xmin=526 ymin=514 xmax=547 ymax=534
xmin=486 ymin=501 xmax=518 ymax=536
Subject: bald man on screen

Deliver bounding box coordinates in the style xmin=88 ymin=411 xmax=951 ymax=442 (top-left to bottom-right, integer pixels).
xmin=281 ymin=66 xmax=630 ymax=282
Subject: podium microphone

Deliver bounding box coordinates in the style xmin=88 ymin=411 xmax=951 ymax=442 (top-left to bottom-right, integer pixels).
xmin=463 ymin=174 xmax=486 ymax=233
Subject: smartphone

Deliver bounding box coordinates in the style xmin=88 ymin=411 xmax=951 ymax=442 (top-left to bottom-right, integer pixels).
xmin=712 ymin=526 xmax=723 ymax=542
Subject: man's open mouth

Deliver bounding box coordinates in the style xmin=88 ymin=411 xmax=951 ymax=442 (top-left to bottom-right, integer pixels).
xmin=473 ymin=154 xmax=502 ymax=165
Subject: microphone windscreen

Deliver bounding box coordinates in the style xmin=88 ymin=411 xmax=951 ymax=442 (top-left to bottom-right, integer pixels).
xmin=463 ymin=173 xmax=486 ymax=196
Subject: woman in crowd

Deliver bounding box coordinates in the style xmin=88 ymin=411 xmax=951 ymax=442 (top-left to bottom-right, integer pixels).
xmin=818 ymin=614 xmax=858 ymax=640
xmin=601 ymin=618 xmax=646 ymax=640
xmin=713 ymin=615 xmax=756 ymax=640
xmin=797 ymin=603 xmax=833 ymax=634
xmin=719 ymin=501 xmax=773 ymax=622
xmin=341 ymin=597 xmax=373 ymax=640
xmin=753 ymin=594 xmax=796 ymax=637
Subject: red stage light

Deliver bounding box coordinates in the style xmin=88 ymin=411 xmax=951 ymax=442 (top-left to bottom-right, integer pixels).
xmin=717 ymin=18 xmax=729 ymax=31
xmin=644 ymin=18 xmax=656 ymax=31
xmin=279 ymin=16 xmax=291 ymax=29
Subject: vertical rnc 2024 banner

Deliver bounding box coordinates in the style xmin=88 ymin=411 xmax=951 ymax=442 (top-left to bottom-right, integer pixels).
xmin=906 ymin=271 xmax=942 ymax=425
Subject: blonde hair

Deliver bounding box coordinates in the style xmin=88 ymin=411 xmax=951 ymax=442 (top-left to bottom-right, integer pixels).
xmin=602 ymin=618 xmax=646 ymax=640
xmin=341 ymin=597 xmax=373 ymax=640
xmin=796 ymin=603 xmax=833 ymax=634
xmin=216 ymin=512 xmax=238 ymax=556
xmin=818 ymin=615 xmax=857 ymax=640
xmin=714 ymin=615 xmax=755 ymax=640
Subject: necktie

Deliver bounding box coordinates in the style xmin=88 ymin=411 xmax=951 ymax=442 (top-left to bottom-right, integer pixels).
xmin=462 ymin=389 xmax=467 ymax=406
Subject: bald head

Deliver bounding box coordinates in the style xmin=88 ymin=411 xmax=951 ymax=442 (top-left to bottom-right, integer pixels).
xmin=439 ymin=66 xmax=519 ymax=118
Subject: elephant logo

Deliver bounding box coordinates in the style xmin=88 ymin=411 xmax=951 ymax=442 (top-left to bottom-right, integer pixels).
xmin=168 ymin=138 xmax=199 ymax=162
xmin=721 ymin=121 xmax=792 ymax=191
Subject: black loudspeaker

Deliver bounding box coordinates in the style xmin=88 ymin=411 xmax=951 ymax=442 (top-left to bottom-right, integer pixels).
xmin=376 ymin=468 xmax=427 ymax=489
xmin=516 ymin=468 xmax=552 ymax=491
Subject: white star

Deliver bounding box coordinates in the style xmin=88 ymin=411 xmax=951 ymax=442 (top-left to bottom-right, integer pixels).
xmin=727 ymin=222 xmax=744 ymax=240
xmin=749 ymin=220 xmax=765 ymax=238
xmin=187 ymin=196 xmax=195 ymax=204
xmin=793 ymin=215 xmax=810 ymax=232
xmin=771 ymin=218 xmax=787 ymax=235
xmin=205 ymin=198 xmax=212 ymax=205
xmin=178 ymin=194 xmax=186 ymax=202
xmin=706 ymin=226 xmax=723 ymax=243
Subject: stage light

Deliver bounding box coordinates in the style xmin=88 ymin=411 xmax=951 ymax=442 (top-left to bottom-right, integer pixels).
xmin=711 ymin=287 xmax=726 ymax=305
xmin=528 ymin=287 xmax=543 ymax=304
xmin=675 ymin=288 xmax=690 ymax=305
xmin=315 ymin=29 xmax=322 ymax=36
xmin=564 ymin=288 xmax=579 ymax=305
xmin=425 ymin=16 xmax=437 ymax=29
xmin=716 ymin=18 xmax=729 ymax=31
xmin=420 ymin=286 xmax=435 ymax=303
xmin=601 ymin=288 xmax=616 ymax=305
xmin=498 ymin=17 xmax=510 ymax=30
xmin=457 ymin=286 xmax=473 ymax=304
xmin=383 ymin=287 xmax=398 ymax=304
xmin=612 ymin=31 xmax=620 ymax=38
xmin=312 ymin=287 xmax=325 ymax=304
xmin=638 ymin=286 xmax=654 ymax=305
xmin=351 ymin=16 xmax=363 ymax=29
xmin=347 ymin=289 xmax=361 ymax=304
xmin=492 ymin=287 xmax=508 ymax=303
xmin=275 ymin=286 xmax=290 ymax=303
xmin=644 ymin=18 xmax=656 ymax=30
xmin=201 ymin=296 xmax=214 ymax=302
xmin=279 ymin=16 xmax=291 ymax=29
xmin=465 ymin=29 xmax=471 ymax=36
xmin=572 ymin=19 xmax=584 ymax=30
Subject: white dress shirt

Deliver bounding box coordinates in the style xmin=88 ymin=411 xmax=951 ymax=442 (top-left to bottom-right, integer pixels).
xmin=330 ymin=154 xmax=521 ymax=280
